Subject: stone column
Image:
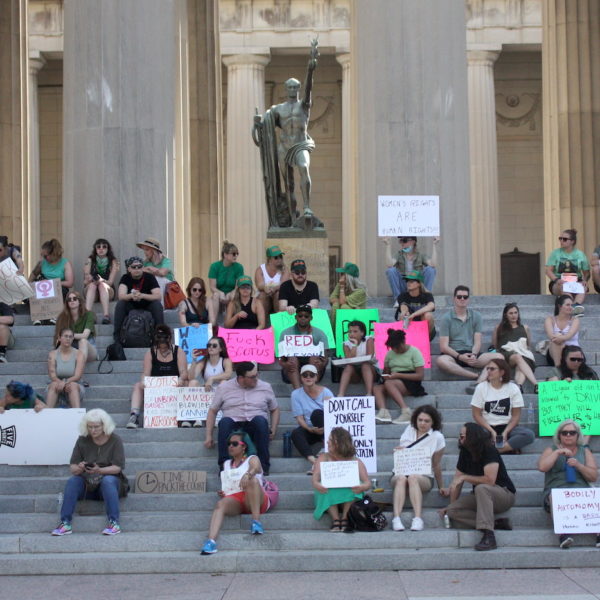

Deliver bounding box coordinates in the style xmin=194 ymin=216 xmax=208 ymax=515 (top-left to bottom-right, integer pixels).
xmin=222 ymin=52 xmax=270 ymax=273
xmin=542 ymin=0 xmax=600 ymax=259
xmin=27 ymin=50 xmax=45 ymax=267
xmin=336 ymin=52 xmax=357 ymax=263
xmin=467 ymin=46 xmax=501 ymax=295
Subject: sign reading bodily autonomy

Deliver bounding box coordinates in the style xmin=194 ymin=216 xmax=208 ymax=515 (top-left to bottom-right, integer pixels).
xmin=0 ymin=258 xmax=33 ymax=304
xmin=334 ymin=308 xmax=380 ymax=357
xmin=373 ymin=320 xmax=431 ymax=369
xmin=377 ymin=195 xmax=439 ymax=237
xmin=537 ymin=380 xmax=600 ymax=436
xmin=174 ymin=324 xmax=211 ymax=364
xmin=324 ymin=396 xmax=376 ymax=473
xmin=270 ymin=309 xmax=335 ymax=357
xmin=217 ymin=327 xmax=275 ymax=363
xmin=551 ymin=488 xmax=600 ymax=534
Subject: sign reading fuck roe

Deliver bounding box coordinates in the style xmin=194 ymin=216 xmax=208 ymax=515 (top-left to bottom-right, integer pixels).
xmin=377 ymin=195 xmax=439 ymax=236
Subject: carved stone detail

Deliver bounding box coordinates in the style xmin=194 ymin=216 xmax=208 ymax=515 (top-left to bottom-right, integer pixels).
xmin=495 ymin=92 xmax=541 ymax=131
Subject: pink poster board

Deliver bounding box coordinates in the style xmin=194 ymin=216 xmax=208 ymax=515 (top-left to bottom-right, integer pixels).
xmin=373 ymin=321 xmax=431 ymax=368
xmin=217 ymin=327 xmax=275 ymax=364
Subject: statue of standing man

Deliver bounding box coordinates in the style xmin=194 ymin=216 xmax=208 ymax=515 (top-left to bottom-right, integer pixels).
xmin=253 ymin=39 xmax=324 ymax=230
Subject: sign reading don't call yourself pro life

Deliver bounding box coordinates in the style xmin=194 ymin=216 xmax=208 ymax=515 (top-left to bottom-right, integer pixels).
xmin=135 ymin=470 xmax=207 ymax=494
xmin=377 ymin=195 xmax=439 ymax=237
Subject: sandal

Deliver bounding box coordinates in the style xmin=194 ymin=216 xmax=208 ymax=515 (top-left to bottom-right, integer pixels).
xmin=329 ymin=519 xmax=342 ymax=533
xmin=341 ymin=519 xmax=354 ymax=533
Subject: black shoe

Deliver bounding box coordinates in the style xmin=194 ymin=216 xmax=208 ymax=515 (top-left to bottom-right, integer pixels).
xmin=559 ymin=534 xmax=573 ymax=549
xmin=494 ymin=518 xmax=512 ymax=531
xmin=474 ymin=529 xmax=497 ymax=551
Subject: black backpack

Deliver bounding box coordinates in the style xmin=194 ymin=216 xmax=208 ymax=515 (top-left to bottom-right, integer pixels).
xmin=347 ymin=495 xmax=387 ymax=532
xmin=120 ymin=310 xmax=154 ymax=348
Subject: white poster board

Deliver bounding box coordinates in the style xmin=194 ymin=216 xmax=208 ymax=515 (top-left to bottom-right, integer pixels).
xmin=220 ymin=467 xmax=243 ymax=496
xmin=324 ymin=396 xmax=377 ymax=473
xmin=320 ymin=460 xmax=360 ymax=488
xmin=378 ymin=195 xmax=440 ymax=237
xmin=0 ymin=408 xmax=85 ymax=465
xmin=278 ymin=335 xmax=324 ymax=357
xmin=143 ymin=376 xmax=178 ymax=428
xmin=176 ymin=388 xmax=221 ymax=423
xmin=0 ymin=258 xmax=33 ymax=304
xmin=393 ymin=446 xmax=432 ymax=476
xmin=551 ymin=488 xmax=600 ymax=534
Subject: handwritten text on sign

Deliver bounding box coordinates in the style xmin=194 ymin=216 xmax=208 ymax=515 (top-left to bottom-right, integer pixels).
xmin=270 ymin=309 xmax=335 ymax=357
xmin=278 ymin=335 xmax=325 ymax=357
xmin=135 ymin=470 xmax=206 ymax=494
xmin=143 ymin=385 xmax=178 ymax=428
xmin=324 ymin=396 xmax=377 ymax=473
xmin=552 ymin=488 xmax=600 ymax=534
xmin=173 ymin=325 xmax=211 ymax=364
xmin=334 ymin=308 xmax=380 ymax=357
xmin=393 ymin=446 xmax=432 ymax=476
xmin=320 ymin=460 xmax=360 ymax=488
xmin=373 ymin=320 xmax=431 ymax=369
xmin=218 ymin=327 xmax=275 ymax=363
xmin=176 ymin=388 xmax=221 ymax=423
xmin=537 ymin=380 xmax=600 ymax=436
xmin=0 ymin=258 xmax=33 ymax=305
xmin=378 ymin=195 xmax=439 ymax=237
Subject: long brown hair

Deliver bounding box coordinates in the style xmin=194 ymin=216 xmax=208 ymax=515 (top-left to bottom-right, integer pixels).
xmin=329 ymin=427 xmax=356 ymax=459
xmin=185 ymin=277 xmax=207 ymax=316
xmin=54 ymin=291 xmax=86 ymax=346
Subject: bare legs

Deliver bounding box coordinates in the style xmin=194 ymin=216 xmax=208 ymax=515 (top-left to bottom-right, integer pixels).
xmin=508 ymin=354 xmax=537 ymax=386
xmin=338 ymin=363 xmax=376 ymax=397
xmin=392 ymin=475 xmax=431 ymax=519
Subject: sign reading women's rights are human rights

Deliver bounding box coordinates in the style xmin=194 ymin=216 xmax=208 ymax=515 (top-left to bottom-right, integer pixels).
xmin=377 ymin=195 xmax=439 ymax=237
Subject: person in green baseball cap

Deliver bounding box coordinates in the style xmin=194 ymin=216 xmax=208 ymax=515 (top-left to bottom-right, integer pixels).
xmin=224 ymin=276 xmax=266 ymax=330
xmin=329 ymin=262 xmax=368 ymax=325
xmin=395 ymin=270 xmax=436 ymax=341
xmin=254 ymin=245 xmax=290 ymax=317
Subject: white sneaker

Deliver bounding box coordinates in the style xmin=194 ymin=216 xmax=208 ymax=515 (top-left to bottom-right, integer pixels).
xmin=410 ymin=517 xmax=424 ymax=531
xmin=375 ymin=408 xmax=392 ymax=424
xmin=392 ymin=516 xmax=405 ymax=531
xmin=393 ymin=301 xmax=399 ymax=308
xmin=392 ymin=407 xmax=412 ymax=424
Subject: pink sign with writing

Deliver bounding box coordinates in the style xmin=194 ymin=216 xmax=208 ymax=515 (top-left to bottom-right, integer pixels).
xmin=373 ymin=321 xmax=431 ymax=369
xmin=217 ymin=327 xmax=275 ymax=364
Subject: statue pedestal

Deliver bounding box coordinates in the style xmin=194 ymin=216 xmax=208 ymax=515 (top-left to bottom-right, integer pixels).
xmin=267 ymin=228 xmax=329 ymax=298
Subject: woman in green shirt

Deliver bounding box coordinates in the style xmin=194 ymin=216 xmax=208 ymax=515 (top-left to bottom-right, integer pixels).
xmin=0 ymin=380 xmax=46 ymax=413
xmin=207 ymin=240 xmax=244 ymax=327
xmin=54 ymin=291 xmax=97 ymax=362
xmin=28 ymin=238 xmax=74 ymax=305
xmin=83 ymin=238 xmax=120 ymax=324
xmin=137 ymin=237 xmax=174 ymax=303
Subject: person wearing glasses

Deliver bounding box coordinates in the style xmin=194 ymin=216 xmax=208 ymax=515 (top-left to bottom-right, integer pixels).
xmin=544 ymin=295 xmax=581 ymax=367
xmin=547 ymin=345 xmax=598 ymax=384
xmin=278 ymin=259 xmax=320 ymax=313
xmin=178 ymin=277 xmax=209 ymax=328
xmin=137 ymin=238 xmax=174 ymax=301
xmin=254 ymin=245 xmax=290 ymax=316
xmin=83 ymin=238 xmax=120 ymax=324
xmin=383 ymin=236 xmax=438 ymax=307
xmin=224 ymin=276 xmax=266 ymax=330
xmin=54 ymin=291 xmax=97 ymax=363
xmin=538 ymin=419 xmax=599 ymax=549
xmin=545 ymin=229 xmax=589 ymax=316
xmin=112 ymin=256 xmax=164 ymax=344
xmin=204 ymin=361 xmax=279 ymax=476
xmin=436 ymin=285 xmax=497 ymax=385
xmin=395 ymin=270 xmax=436 ymax=341
xmin=46 ymin=328 xmax=86 ymax=408
xmin=207 ymin=241 xmax=244 ymax=327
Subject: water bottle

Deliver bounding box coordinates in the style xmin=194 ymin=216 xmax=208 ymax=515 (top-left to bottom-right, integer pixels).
xmin=443 ymin=514 xmax=451 ymax=529
xmin=283 ymin=430 xmax=292 ymax=458
xmin=526 ymin=401 xmax=535 ymax=424
xmin=565 ymin=463 xmax=577 ymax=483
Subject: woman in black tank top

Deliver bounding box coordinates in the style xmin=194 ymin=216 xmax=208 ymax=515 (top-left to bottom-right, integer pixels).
xmin=224 ymin=276 xmax=266 ymax=330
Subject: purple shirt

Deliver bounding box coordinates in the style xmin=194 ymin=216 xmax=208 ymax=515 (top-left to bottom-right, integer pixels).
xmin=211 ymin=377 xmax=278 ymax=422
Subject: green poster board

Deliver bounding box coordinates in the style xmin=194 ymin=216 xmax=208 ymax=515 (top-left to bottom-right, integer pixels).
xmin=537 ymin=380 xmax=600 ymax=436
xmin=270 ymin=309 xmax=335 ymax=357
xmin=333 ymin=309 xmax=381 ymax=357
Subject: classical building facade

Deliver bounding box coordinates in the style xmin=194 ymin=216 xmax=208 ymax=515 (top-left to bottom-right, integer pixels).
xmin=1 ymin=0 xmax=598 ymax=295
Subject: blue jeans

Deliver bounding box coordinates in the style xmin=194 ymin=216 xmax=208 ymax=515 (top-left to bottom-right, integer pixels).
xmin=60 ymin=475 xmax=121 ymax=523
xmin=217 ymin=416 xmax=271 ymax=473
xmin=386 ymin=265 xmax=437 ymax=298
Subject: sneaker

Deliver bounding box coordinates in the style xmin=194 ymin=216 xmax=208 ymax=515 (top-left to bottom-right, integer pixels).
xmin=559 ymin=534 xmax=574 ymax=549
xmin=0 ymin=352 xmax=6 ymax=364
xmin=102 ymin=316 xmax=111 ymax=325
xmin=572 ymin=303 xmax=585 ymax=317
xmin=375 ymin=408 xmax=392 ymax=424
xmin=51 ymin=522 xmax=72 ymax=536
xmin=33 ymin=320 xmax=42 ymax=326
xmin=201 ymin=538 xmax=218 ymax=555
xmin=180 ymin=421 xmax=192 ymax=428
xmin=193 ymin=420 xmax=204 ymax=428
xmin=392 ymin=516 xmax=405 ymax=531
xmin=126 ymin=413 xmax=139 ymax=429
xmin=250 ymin=519 xmax=264 ymax=535
xmin=410 ymin=517 xmax=425 ymax=531
xmin=392 ymin=407 xmax=412 ymax=424
xmin=48 ymin=318 xmax=56 ymax=325
xmin=102 ymin=520 xmax=121 ymax=535
xmin=393 ymin=301 xmax=399 ymax=309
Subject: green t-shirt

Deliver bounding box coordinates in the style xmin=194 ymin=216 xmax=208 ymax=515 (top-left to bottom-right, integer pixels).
xmin=6 ymin=393 xmax=45 ymax=410
xmin=208 ymin=260 xmax=244 ymax=294
xmin=41 ymin=257 xmax=67 ymax=281
xmin=143 ymin=256 xmax=174 ymax=281
xmin=74 ymin=311 xmax=96 ymax=339
xmin=546 ymin=248 xmax=589 ymax=279
xmin=384 ymin=345 xmax=424 ymax=372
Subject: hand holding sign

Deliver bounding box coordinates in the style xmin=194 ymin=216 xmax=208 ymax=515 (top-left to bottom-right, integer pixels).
xmin=393 ymin=446 xmax=432 ymax=476
xmin=320 ymin=460 xmax=360 ymax=488
xmin=0 ymin=259 xmax=33 ymax=305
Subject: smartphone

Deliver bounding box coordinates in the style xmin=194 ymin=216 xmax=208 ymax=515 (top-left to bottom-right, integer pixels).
xmin=495 ymin=435 xmax=504 ymax=449
xmin=84 ymin=462 xmax=95 ymax=469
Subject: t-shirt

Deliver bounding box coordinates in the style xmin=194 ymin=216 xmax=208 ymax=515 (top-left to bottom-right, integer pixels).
xmin=398 ymin=427 xmax=446 ymax=479
xmin=118 ymin=273 xmax=160 ymax=308
xmin=439 ymin=308 xmax=482 ymax=353
xmin=0 ymin=302 xmax=14 ymax=326
xmin=208 ymin=260 xmax=244 ymax=294
xmin=5 ymin=393 xmax=45 ymax=410
xmin=397 ymin=291 xmax=435 ymax=314
xmin=74 ymin=311 xmax=96 ymax=339
xmin=69 ymin=434 xmax=126 ymax=470
xmin=41 ymin=257 xmax=67 ymax=281
xmin=279 ymin=324 xmax=329 ymax=353
xmin=546 ymin=248 xmax=589 ymax=279
xmin=456 ymin=443 xmax=515 ymax=494
xmin=278 ymin=280 xmax=320 ymax=308
xmin=384 ymin=346 xmax=424 ymax=372
xmin=470 ymin=381 xmax=524 ymax=427
xmin=144 ymin=256 xmax=174 ymax=281
xmin=291 ymin=386 xmax=333 ymax=427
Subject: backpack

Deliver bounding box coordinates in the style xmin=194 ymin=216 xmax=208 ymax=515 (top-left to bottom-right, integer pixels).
xmin=120 ymin=310 xmax=154 ymax=348
xmin=347 ymin=495 xmax=387 ymax=532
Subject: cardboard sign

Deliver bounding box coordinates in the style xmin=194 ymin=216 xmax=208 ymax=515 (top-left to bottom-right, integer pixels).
xmin=537 ymin=380 xmax=600 ymax=436
xmin=29 ymin=279 xmax=63 ymax=322
xmin=270 ymin=309 xmax=335 ymax=357
xmin=324 ymin=396 xmax=377 ymax=473
xmin=0 ymin=258 xmax=33 ymax=304
xmin=135 ymin=470 xmax=206 ymax=494
xmin=176 ymin=388 xmax=216 ymax=422
xmin=377 ymin=195 xmax=440 ymax=237
xmin=173 ymin=324 xmax=211 ymax=364
xmin=278 ymin=335 xmax=325 ymax=357
xmin=143 ymin=377 xmax=178 ymax=428
xmin=334 ymin=308 xmax=380 ymax=357
xmin=217 ymin=327 xmax=275 ymax=363
xmin=373 ymin=320 xmax=431 ymax=369
xmin=320 ymin=460 xmax=360 ymax=488
xmin=393 ymin=446 xmax=432 ymax=476
xmin=0 ymin=408 xmax=85 ymax=465
xmin=552 ymin=488 xmax=600 ymax=534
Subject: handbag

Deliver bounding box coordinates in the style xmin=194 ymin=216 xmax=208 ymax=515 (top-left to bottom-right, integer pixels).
xmin=262 ymin=479 xmax=279 ymax=509
xmin=98 ymin=341 xmax=126 ymax=374
xmin=164 ymin=281 xmax=186 ymax=309
xmin=82 ymin=471 xmax=103 ymax=493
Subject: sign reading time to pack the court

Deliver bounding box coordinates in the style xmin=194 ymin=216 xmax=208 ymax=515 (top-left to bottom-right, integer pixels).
xmin=377 ymin=195 xmax=440 ymax=236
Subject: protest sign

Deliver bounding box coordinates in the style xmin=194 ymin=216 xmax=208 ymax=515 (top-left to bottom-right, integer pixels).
xmin=29 ymin=279 xmax=63 ymax=322
xmin=537 ymin=380 xmax=600 ymax=436
xmin=143 ymin=376 xmax=178 ymax=428
xmin=551 ymin=488 xmax=600 ymax=534
xmin=270 ymin=309 xmax=335 ymax=357
xmin=135 ymin=470 xmax=206 ymax=494
xmin=220 ymin=467 xmax=244 ymax=496
xmin=393 ymin=446 xmax=432 ymax=476
xmin=278 ymin=335 xmax=325 ymax=357
xmin=373 ymin=320 xmax=431 ymax=368
xmin=217 ymin=327 xmax=275 ymax=363
xmin=324 ymin=396 xmax=377 ymax=473
xmin=176 ymin=388 xmax=218 ymax=422
xmin=0 ymin=258 xmax=33 ymax=304
xmin=174 ymin=324 xmax=211 ymax=364
xmin=334 ymin=308 xmax=380 ymax=357
xmin=320 ymin=460 xmax=360 ymax=488
xmin=377 ymin=195 xmax=440 ymax=237
xmin=0 ymin=408 xmax=84 ymax=465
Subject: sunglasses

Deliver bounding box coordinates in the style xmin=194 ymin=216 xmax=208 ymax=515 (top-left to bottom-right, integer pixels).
xmin=456 ymin=294 xmax=469 ymax=300
xmin=191 ymin=287 xmax=204 ymax=292
xmin=96 ymin=244 xmax=108 ymax=249
xmin=558 ymin=236 xmax=572 ymax=242
xmin=399 ymin=238 xmax=412 ymax=243
xmin=229 ymin=252 xmax=239 ymax=256
xmin=228 ymin=441 xmax=245 ymax=447
xmin=567 ymin=356 xmax=584 ymax=362
xmin=207 ymin=343 xmax=220 ymax=349
xmin=130 ymin=264 xmax=143 ymax=269
xmin=560 ymin=430 xmax=577 ymax=436
xmin=293 ymin=270 xmax=307 ymax=275
xmin=301 ymin=372 xmax=317 ymax=378
xmin=67 ymin=297 xmax=79 ymax=302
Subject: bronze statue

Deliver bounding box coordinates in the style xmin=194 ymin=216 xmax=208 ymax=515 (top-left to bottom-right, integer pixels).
xmin=253 ymin=39 xmax=323 ymax=230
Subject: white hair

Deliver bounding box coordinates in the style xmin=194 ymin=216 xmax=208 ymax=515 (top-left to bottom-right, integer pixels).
xmin=79 ymin=409 xmax=116 ymax=436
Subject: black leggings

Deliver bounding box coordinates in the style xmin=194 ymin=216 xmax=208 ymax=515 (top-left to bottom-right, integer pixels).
xmin=291 ymin=409 xmax=324 ymax=458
